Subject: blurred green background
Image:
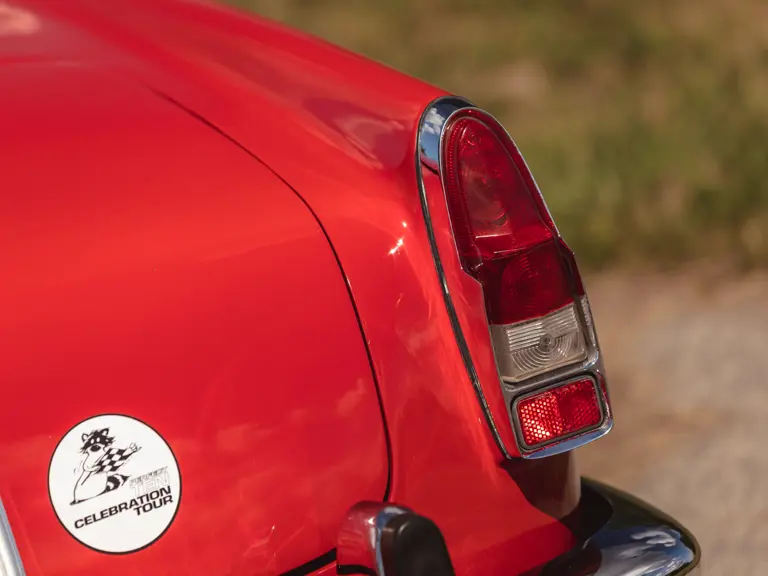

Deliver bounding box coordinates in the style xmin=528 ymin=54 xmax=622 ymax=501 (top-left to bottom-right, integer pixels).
xmin=224 ymin=0 xmax=768 ymax=271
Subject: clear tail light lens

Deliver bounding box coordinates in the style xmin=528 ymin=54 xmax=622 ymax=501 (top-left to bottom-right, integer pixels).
xmin=490 ymin=303 xmax=587 ymax=382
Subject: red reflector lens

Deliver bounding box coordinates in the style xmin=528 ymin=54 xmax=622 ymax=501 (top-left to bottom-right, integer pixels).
xmin=516 ymin=378 xmax=602 ymax=447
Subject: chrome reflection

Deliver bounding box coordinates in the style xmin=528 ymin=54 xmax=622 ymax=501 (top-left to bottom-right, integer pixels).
xmin=594 ymin=526 xmax=694 ymax=576
xmin=337 ymin=502 xmax=410 ymax=575
xmin=0 ymin=498 xmax=25 ymax=576
xmin=419 ymin=105 xmax=452 ymax=173
xmin=542 ymin=479 xmax=702 ymax=576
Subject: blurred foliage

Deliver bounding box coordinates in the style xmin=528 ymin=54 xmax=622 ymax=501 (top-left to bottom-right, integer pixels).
xmin=224 ymin=0 xmax=768 ymax=270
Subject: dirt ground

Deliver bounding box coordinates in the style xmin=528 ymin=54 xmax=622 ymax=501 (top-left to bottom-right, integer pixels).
xmin=577 ymin=270 xmax=768 ymax=576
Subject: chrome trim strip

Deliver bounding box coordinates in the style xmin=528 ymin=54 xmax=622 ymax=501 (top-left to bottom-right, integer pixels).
xmin=416 ymin=96 xmax=511 ymax=458
xmin=337 ymin=502 xmax=410 ymax=575
xmin=523 ymin=419 xmax=613 ymax=459
xmin=0 ymin=498 xmax=25 ymax=576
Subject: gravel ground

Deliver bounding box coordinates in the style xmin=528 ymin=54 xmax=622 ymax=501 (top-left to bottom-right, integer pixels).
xmin=577 ymin=271 xmax=768 ymax=576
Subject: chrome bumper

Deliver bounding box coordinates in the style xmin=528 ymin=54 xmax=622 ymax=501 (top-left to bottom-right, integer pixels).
xmin=536 ymin=478 xmax=701 ymax=575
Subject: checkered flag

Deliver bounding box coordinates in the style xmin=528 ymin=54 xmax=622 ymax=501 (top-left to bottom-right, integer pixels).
xmin=92 ymin=447 xmax=136 ymax=473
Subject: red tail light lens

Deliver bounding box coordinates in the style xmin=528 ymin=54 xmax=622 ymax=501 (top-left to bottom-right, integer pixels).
xmin=516 ymin=378 xmax=602 ymax=447
xmin=442 ymin=117 xmax=554 ymax=267
xmin=481 ymin=241 xmax=573 ymax=325
xmin=442 ymin=114 xmax=574 ymax=325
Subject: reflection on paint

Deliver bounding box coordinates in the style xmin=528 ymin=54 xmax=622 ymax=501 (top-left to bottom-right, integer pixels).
xmin=388 ymin=237 xmax=404 ymax=256
xmin=0 ymin=2 xmax=40 ymax=36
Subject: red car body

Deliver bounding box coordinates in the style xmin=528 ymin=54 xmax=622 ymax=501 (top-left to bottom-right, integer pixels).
xmin=0 ymin=1 xmax=700 ymax=575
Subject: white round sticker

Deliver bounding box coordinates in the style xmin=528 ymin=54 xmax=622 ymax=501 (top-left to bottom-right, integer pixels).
xmin=48 ymin=414 xmax=182 ymax=554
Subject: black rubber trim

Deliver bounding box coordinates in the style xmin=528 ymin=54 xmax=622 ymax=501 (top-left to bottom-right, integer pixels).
xmin=279 ymin=549 xmax=336 ymax=576
xmin=337 ymin=565 xmax=376 ymax=576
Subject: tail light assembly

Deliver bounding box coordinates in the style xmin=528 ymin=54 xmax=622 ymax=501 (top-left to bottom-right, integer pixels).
xmin=418 ymin=98 xmax=612 ymax=458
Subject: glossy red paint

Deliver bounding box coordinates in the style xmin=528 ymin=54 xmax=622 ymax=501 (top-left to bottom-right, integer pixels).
xmin=0 ymin=61 xmax=387 ymax=574
xmin=1 ymin=0 xmax=578 ymax=574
